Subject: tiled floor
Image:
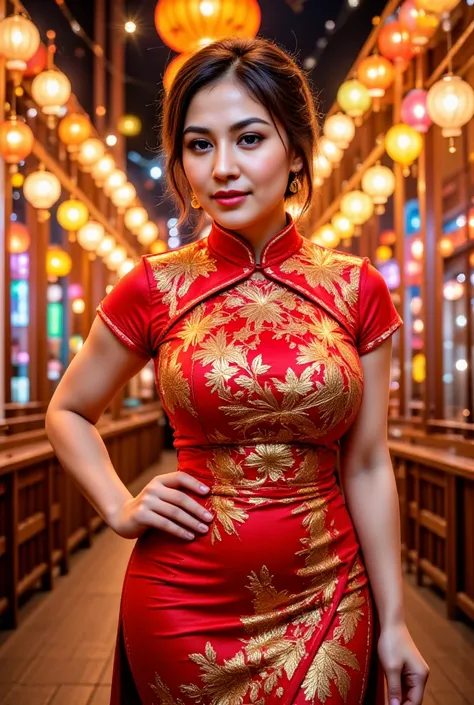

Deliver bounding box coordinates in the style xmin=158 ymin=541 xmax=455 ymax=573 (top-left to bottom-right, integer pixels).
xmin=0 ymin=450 xmax=473 ymax=704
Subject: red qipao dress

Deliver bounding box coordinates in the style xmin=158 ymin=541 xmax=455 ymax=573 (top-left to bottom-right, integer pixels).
xmin=97 ymin=216 xmax=402 ymax=705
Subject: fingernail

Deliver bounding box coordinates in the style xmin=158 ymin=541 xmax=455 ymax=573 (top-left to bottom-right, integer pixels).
xmin=204 ymin=511 xmax=213 ymax=520
xmin=390 ymin=699 xmax=400 ymax=705
xmin=200 ymin=485 xmax=210 ymax=493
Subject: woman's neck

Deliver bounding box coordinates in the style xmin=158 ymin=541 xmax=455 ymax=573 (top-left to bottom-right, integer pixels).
xmin=226 ymin=206 xmax=289 ymax=264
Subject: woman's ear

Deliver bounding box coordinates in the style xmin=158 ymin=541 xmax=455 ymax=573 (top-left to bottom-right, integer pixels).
xmin=290 ymin=154 xmax=304 ymax=174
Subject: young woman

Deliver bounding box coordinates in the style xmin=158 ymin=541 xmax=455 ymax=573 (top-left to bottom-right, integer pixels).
xmin=46 ymin=37 xmax=429 ymax=705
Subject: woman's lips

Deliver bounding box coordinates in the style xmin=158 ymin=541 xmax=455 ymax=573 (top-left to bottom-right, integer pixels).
xmin=213 ymin=193 xmax=249 ymax=206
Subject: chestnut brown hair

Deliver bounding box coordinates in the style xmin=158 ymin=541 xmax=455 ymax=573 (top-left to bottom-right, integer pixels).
xmin=159 ymin=36 xmax=319 ymax=228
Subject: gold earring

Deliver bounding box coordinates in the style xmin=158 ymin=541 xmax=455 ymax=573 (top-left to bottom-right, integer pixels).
xmin=190 ymin=193 xmax=201 ymax=209
xmin=289 ymin=173 xmax=301 ymax=194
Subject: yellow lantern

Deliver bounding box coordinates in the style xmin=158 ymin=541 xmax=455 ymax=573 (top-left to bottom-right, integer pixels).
xmin=103 ymin=169 xmax=127 ymax=196
xmin=77 ymin=138 xmax=105 ymax=171
xmin=385 ymin=123 xmax=423 ymax=176
xmin=323 ymin=112 xmax=355 ymax=150
xmin=426 ymin=75 xmax=474 ymax=151
xmin=31 ymin=69 xmax=72 ymax=116
xmin=71 ymin=298 xmax=86 ymax=314
xmin=415 ymin=0 xmax=459 ymax=13
xmin=0 ymin=115 xmax=34 ymax=165
xmin=0 ymin=13 xmax=40 ymax=72
xmin=337 ymin=79 xmax=372 ymax=122
xmin=91 ymin=154 xmax=115 ymax=185
xmin=137 ymin=221 xmax=159 ymax=246
xmin=341 ymin=190 xmax=374 ymax=227
xmin=96 ymin=235 xmax=116 ymax=258
xmin=23 ymin=167 xmax=61 ymax=210
xmin=124 ymin=206 xmax=148 ymax=233
xmin=438 ymin=236 xmax=454 ymax=257
xmin=11 ymin=172 xmax=25 ymax=188
xmin=58 ymin=113 xmax=92 ymax=153
xmin=313 ymin=154 xmax=332 ymax=187
xmin=77 ymin=221 xmax=105 ymax=253
xmin=111 ymin=182 xmax=136 ymax=212
xmin=375 ymin=245 xmax=393 ymax=261
xmin=57 ymin=199 xmax=89 ymax=234
xmin=150 ymin=239 xmax=168 ymax=254
xmin=105 ymin=246 xmax=127 ymax=271
xmin=331 ymin=212 xmax=355 ymax=239
xmin=117 ymin=114 xmax=142 ymax=137
xmin=319 ymin=137 xmax=343 ymax=165
xmin=361 ymin=164 xmax=395 ymax=214
xmin=412 ymin=353 xmax=426 ymax=383
xmin=46 ymin=246 xmax=72 ymax=277
xmin=118 ymin=258 xmax=135 ymax=279
xmin=163 ymin=53 xmax=193 ymax=92
xmin=314 ymin=224 xmax=340 ymax=249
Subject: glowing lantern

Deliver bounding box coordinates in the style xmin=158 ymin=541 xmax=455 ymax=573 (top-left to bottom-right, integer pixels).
xmin=77 ymin=221 xmax=105 ymax=253
xmin=57 ymin=199 xmax=89 ymax=233
xmin=337 ymin=79 xmax=372 ymax=121
xmin=331 ymin=213 xmax=354 ymax=239
xmin=412 ymin=353 xmax=426 ymax=383
xmin=58 ymin=113 xmax=92 ymax=153
xmin=11 ymin=172 xmax=24 ymax=188
xmin=110 ymin=182 xmax=136 ymax=212
xmin=150 ymin=239 xmax=168 ymax=254
xmin=0 ymin=115 xmax=34 ymax=164
xmin=96 ymin=235 xmax=116 ymax=258
xmin=375 ymin=245 xmax=393 ymax=261
xmin=69 ymin=335 xmax=83 ymax=354
xmin=443 ymin=280 xmax=463 ymax=301
xmin=31 ymin=68 xmax=72 ymax=117
xmin=24 ymin=42 xmax=47 ymax=77
xmin=91 ymin=155 xmax=115 ymax=185
xmin=357 ymin=55 xmax=394 ymax=98
xmin=426 ymin=75 xmax=474 ymax=151
xmin=310 ymin=233 xmax=324 ymax=246
xmin=72 ymin=298 xmax=85 ymax=314
xmin=9 ymin=221 xmax=30 ymax=253
xmin=77 ymin=138 xmax=105 ymax=171
xmin=23 ymin=167 xmax=61 ymax=210
xmin=124 ymin=206 xmax=148 ymax=233
xmin=323 ymin=113 xmax=355 ymax=150
xmin=439 ymin=237 xmax=454 ymax=257
xmin=399 ymin=0 xmax=439 ymax=46
xmin=105 ymin=246 xmax=127 ymax=271
xmin=380 ymin=229 xmax=396 ymax=245
xmin=0 ymin=13 xmax=40 ymax=72
xmin=411 ymin=238 xmax=424 ymax=260
xmin=414 ymin=0 xmax=460 ymax=13
xmin=401 ymin=89 xmax=432 ymax=133
xmin=340 ymin=190 xmax=374 ymax=226
xmin=117 ymin=114 xmax=142 ymax=137
xmin=103 ymin=169 xmax=126 ymax=196
xmin=46 ymin=246 xmax=72 ymax=277
xmin=319 ymin=137 xmax=343 ymax=165
xmin=163 ymin=53 xmax=193 ymax=92
xmin=377 ymin=21 xmax=414 ymax=64
xmin=154 ymin=0 xmax=261 ymax=53
xmin=361 ymin=164 xmax=395 ymax=214
xmin=313 ymin=154 xmax=332 ymax=186
xmin=138 ymin=221 xmax=159 ymax=246
xmin=385 ymin=123 xmax=423 ymax=176
xmin=118 ymin=259 xmax=135 ymax=279
xmin=315 ymin=225 xmax=340 ymax=249
xmin=47 ymin=283 xmax=63 ymax=303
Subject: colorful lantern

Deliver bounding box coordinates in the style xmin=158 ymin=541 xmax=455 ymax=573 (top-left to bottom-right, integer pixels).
xmin=150 ymin=239 xmax=168 ymax=254
xmin=103 ymin=169 xmax=127 ymax=196
xmin=361 ymin=164 xmax=395 ymax=214
xmin=117 ymin=114 xmax=142 ymax=137
xmin=319 ymin=137 xmax=343 ymax=165
xmin=163 ymin=53 xmax=193 ymax=92
xmin=24 ymin=42 xmax=48 ymax=77
xmin=154 ymin=0 xmax=261 ymax=53
xmin=46 ymin=246 xmax=72 ymax=277
xmin=414 ymin=0 xmax=460 ymax=13
xmin=124 ymin=206 xmax=148 ymax=233
xmin=9 ymin=221 xmax=30 ymax=253
xmin=58 ymin=113 xmax=92 ymax=152
xmin=11 ymin=172 xmax=24 ymax=188
xmin=313 ymin=154 xmax=332 ymax=186
xmin=375 ymin=245 xmax=393 ymax=261
xmin=323 ymin=113 xmax=355 ymax=150
xmin=443 ymin=280 xmax=464 ymax=301
xmin=385 ymin=123 xmax=423 ymax=175
xmin=337 ymin=79 xmax=372 ymax=121
xmin=57 ymin=199 xmax=89 ymax=232
xmin=105 ymin=246 xmax=127 ymax=271
xmin=77 ymin=138 xmax=105 ymax=171
xmin=380 ymin=229 xmax=396 ymax=245
xmin=399 ymin=0 xmax=439 ymax=46
xmin=137 ymin=221 xmax=159 ymax=246
xmin=0 ymin=115 xmax=34 ymax=164
xmin=31 ymin=68 xmax=72 ymax=117
xmin=438 ymin=236 xmax=454 ymax=257
xmin=401 ymin=89 xmax=432 ymax=133
xmin=331 ymin=212 xmax=355 ymax=239
xmin=110 ymin=182 xmax=136 ymax=212
xmin=377 ymin=21 xmax=414 ymax=64
xmin=411 ymin=238 xmax=424 ymax=260
xmin=340 ymin=190 xmax=374 ymax=226
xmin=412 ymin=353 xmax=426 ymax=383
xmin=96 ymin=235 xmax=116 ymax=258
xmin=0 ymin=13 xmax=40 ymax=72
xmin=77 ymin=221 xmax=105 ymax=253
xmin=91 ymin=154 xmax=115 ymax=185
xmin=427 ymin=75 xmax=474 ymax=151
xmin=357 ymin=55 xmax=394 ymax=98
xmin=314 ymin=225 xmax=340 ymax=249
xmin=23 ymin=167 xmax=61 ymax=210
xmin=71 ymin=298 xmax=86 ymax=314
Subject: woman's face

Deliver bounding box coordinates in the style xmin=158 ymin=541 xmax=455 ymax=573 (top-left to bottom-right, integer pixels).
xmin=182 ymin=78 xmax=302 ymax=233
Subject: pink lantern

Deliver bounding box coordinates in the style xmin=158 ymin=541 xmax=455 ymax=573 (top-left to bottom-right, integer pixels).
xmin=401 ymin=89 xmax=432 ymax=133
xmin=68 ymin=282 xmax=84 ymax=300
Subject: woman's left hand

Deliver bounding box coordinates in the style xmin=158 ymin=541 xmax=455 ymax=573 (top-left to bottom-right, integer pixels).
xmin=377 ymin=622 xmax=429 ymax=705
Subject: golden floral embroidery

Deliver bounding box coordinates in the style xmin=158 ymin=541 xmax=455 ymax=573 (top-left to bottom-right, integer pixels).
xmin=301 ymin=639 xmax=360 ymax=703
xmin=206 ymin=450 xmax=249 ymax=544
xmin=150 ymin=672 xmax=186 ymax=705
xmin=158 ymin=342 xmax=197 ymax=417
xmin=245 ymin=445 xmax=294 ymax=483
xmin=177 ymin=303 xmax=228 ymax=352
xmin=334 ymin=591 xmax=365 ymax=644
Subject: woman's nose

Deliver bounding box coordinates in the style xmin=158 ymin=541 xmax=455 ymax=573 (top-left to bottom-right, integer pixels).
xmin=212 ymin=144 xmax=240 ymax=180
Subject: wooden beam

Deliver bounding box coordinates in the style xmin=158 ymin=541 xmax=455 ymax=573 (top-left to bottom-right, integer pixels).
xmin=425 ymin=17 xmax=474 ymax=89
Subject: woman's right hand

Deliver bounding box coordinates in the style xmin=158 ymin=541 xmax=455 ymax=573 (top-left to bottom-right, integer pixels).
xmin=108 ymin=471 xmax=214 ymax=540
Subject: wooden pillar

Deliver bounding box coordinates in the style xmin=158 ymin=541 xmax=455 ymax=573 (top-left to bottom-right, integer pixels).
xmin=94 ymin=0 xmax=107 ymax=137
xmin=464 ymin=64 xmax=474 ymax=424
xmin=110 ymin=0 xmax=126 ymax=171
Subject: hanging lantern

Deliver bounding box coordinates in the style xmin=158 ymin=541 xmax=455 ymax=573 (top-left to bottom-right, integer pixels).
xmin=91 ymin=154 xmax=115 ymax=185
xmin=137 ymin=221 xmax=159 ymax=246
xmin=443 ymin=280 xmax=464 ymax=301
xmin=0 ymin=13 xmax=40 ymax=72
xmin=385 ymin=123 xmax=423 ymax=176
xmin=323 ymin=113 xmax=355 ymax=150
xmin=439 ymin=236 xmax=454 ymax=257
xmin=401 ymin=89 xmax=432 ymax=133
xmin=154 ymin=0 xmax=261 ymax=53
xmin=57 ymin=199 xmax=89 ymax=236
xmin=24 ymin=42 xmax=48 ymax=77
xmin=124 ymin=206 xmax=148 ymax=233
xmin=46 ymin=246 xmax=72 ymax=277
xmin=117 ymin=114 xmax=142 ymax=137
xmin=58 ymin=113 xmax=92 ymax=153
xmin=411 ymin=238 xmax=424 ymax=260
xmin=378 ymin=21 xmax=414 ymax=64
xmin=399 ymin=0 xmax=439 ymax=46
xmin=96 ymin=235 xmax=116 ymax=258
xmin=77 ymin=221 xmax=105 ymax=254
xmin=380 ymin=229 xmax=396 ymax=245
xmin=337 ymin=79 xmax=372 ymax=122
xmin=331 ymin=212 xmax=355 ymax=240
xmin=9 ymin=221 xmax=30 ymax=253
xmin=31 ymin=68 xmax=72 ymax=118
xmin=361 ymin=164 xmax=395 ymax=214
xmin=110 ymin=182 xmax=136 ymax=212
xmin=319 ymin=137 xmax=343 ymax=165
xmin=313 ymin=154 xmax=332 ymax=186
xmin=105 ymin=246 xmax=127 ymax=271
xmin=77 ymin=138 xmax=105 ymax=171
xmin=23 ymin=167 xmax=61 ymax=211
xmin=375 ymin=245 xmax=393 ymax=261
xmin=340 ymin=190 xmax=374 ymax=226
xmin=0 ymin=115 xmax=34 ymax=165
xmin=426 ymin=75 xmax=474 ymax=152
xmin=314 ymin=224 xmax=340 ymax=249
xmin=47 ymin=283 xmax=63 ymax=303
xmin=150 ymin=239 xmax=168 ymax=254
xmin=118 ymin=259 xmax=135 ymax=279
xmin=357 ymin=55 xmax=394 ymax=98
xmin=163 ymin=53 xmax=193 ymax=92
xmin=414 ymin=0 xmax=460 ymax=13
xmin=103 ymin=169 xmax=127 ymax=196
xmin=71 ymin=298 xmax=86 ymax=314
xmin=11 ymin=172 xmax=24 ymax=188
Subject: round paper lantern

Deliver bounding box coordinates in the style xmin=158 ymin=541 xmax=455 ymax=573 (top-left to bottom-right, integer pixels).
xmin=117 ymin=114 xmax=142 ymax=137
xmin=24 ymin=42 xmax=48 ymax=77
xmin=58 ymin=113 xmax=92 ymax=152
xmin=323 ymin=113 xmax=355 ymax=150
xmin=72 ymin=298 xmax=86 ymax=314
xmin=314 ymin=225 xmax=340 ymax=249
xmin=0 ymin=13 xmax=40 ymax=71
xmin=11 ymin=172 xmax=24 ymax=188
xmin=341 ymin=190 xmax=374 ymax=226
xmin=399 ymin=0 xmax=439 ymax=46
xmin=439 ymin=236 xmax=454 ymax=257
xmin=31 ymin=69 xmax=72 ymax=116
xmin=414 ymin=0 xmax=459 ymax=13
xmin=47 ymin=246 xmax=72 ymax=277
xmin=103 ymin=169 xmax=126 ymax=196
xmin=385 ymin=123 xmax=423 ymax=175
xmin=110 ymin=182 xmax=136 ymax=211
xmin=411 ymin=238 xmax=424 ymax=260
xmin=313 ymin=154 xmax=332 ymax=186
xmin=47 ymin=283 xmax=63 ymax=303
xmin=412 ymin=353 xmax=426 ymax=383
xmin=105 ymin=246 xmax=127 ymax=271
xmin=23 ymin=168 xmax=61 ymax=210
xmin=163 ymin=53 xmax=193 ymax=92
xmin=57 ymin=199 xmax=89 ymax=232
xmin=118 ymin=259 xmax=135 ymax=279
xmin=319 ymin=137 xmax=343 ymax=165
xmin=9 ymin=221 xmax=30 ymax=253
xmin=96 ymin=235 xmax=116 ymax=258
xmin=427 ymin=75 xmax=474 ymax=145
xmin=77 ymin=221 xmax=105 ymax=252
xmin=137 ymin=221 xmax=159 ymax=246
xmin=401 ymin=89 xmax=432 ymax=133
xmin=77 ymin=138 xmax=105 ymax=171
xmin=378 ymin=21 xmax=414 ymax=64
xmin=357 ymin=55 xmax=394 ymax=97
xmin=154 ymin=0 xmax=261 ymax=53
xmin=376 ymin=245 xmax=393 ymax=261
xmin=91 ymin=155 xmax=115 ymax=185
xmin=150 ymin=239 xmax=168 ymax=254
xmin=124 ymin=206 xmax=148 ymax=233
xmin=361 ymin=164 xmax=395 ymax=213
xmin=443 ymin=280 xmax=463 ymax=301
xmin=337 ymin=79 xmax=372 ymax=120
xmin=380 ymin=229 xmax=396 ymax=245
xmin=331 ymin=212 xmax=355 ymax=239
xmin=0 ymin=115 xmax=34 ymax=164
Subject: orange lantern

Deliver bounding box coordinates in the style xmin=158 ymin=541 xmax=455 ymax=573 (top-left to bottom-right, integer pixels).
xmin=357 ymin=55 xmax=394 ymax=98
xmin=380 ymin=229 xmax=396 ymax=245
xmin=9 ymin=221 xmax=30 ymax=253
xmin=163 ymin=53 xmax=193 ymax=92
xmin=0 ymin=115 xmax=34 ymax=165
xmin=0 ymin=13 xmax=40 ymax=72
xmin=31 ymin=68 xmax=72 ymax=117
xmin=154 ymin=0 xmax=261 ymax=53
xmin=24 ymin=42 xmax=48 ymax=77
xmin=375 ymin=245 xmax=392 ymax=261
xmin=439 ymin=237 xmax=454 ymax=257
xmin=58 ymin=113 xmax=92 ymax=153
xmin=415 ymin=0 xmax=460 ymax=13
xmin=150 ymin=239 xmax=168 ymax=254
xmin=117 ymin=114 xmax=142 ymax=137
xmin=399 ymin=0 xmax=439 ymax=46
xmin=46 ymin=246 xmax=72 ymax=277
xmin=378 ymin=21 xmax=414 ymax=64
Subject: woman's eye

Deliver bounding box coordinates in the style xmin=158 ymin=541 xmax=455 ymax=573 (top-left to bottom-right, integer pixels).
xmin=189 ymin=139 xmax=211 ymax=151
xmin=240 ymin=134 xmax=262 ymax=146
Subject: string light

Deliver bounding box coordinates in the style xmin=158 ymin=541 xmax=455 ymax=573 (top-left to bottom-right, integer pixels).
xmin=106 ymin=134 xmax=118 ymax=147
xmin=124 ymin=21 xmax=137 ymax=34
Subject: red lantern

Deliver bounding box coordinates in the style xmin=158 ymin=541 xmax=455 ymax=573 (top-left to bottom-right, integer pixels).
xmin=0 ymin=115 xmax=34 ymax=164
xmin=399 ymin=0 xmax=439 ymax=46
xmin=24 ymin=42 xmax=47 ymax=77
xmin=401 ymin=89 xmax=432 ymax=133
xmin=378 ymin=21 xmax=414 ymax=64
xmin=357 ymin=55 xmax=394 ymax=98
xmin=380 ymin=229 xmax=396 ymax=246
xmin=9 ymin=221 xmax=31 ymax=254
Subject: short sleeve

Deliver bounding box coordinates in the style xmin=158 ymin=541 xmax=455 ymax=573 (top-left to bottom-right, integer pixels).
xmin=96 ymin=257 xmax=152 ymax=359
xmin=357 ymin=258 xmax=403 ymax=356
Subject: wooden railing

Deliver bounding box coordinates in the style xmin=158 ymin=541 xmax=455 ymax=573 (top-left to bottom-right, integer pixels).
xmin=0 ymin=407 xmax=165 ymax=629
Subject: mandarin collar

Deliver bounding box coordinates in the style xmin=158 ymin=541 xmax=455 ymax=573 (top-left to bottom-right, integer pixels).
xmin=207 ymin=214 xmax=303 ymax=268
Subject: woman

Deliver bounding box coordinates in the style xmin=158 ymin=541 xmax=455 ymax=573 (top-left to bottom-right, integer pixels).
xmin=46 ymin=37 xmax=429 ymax=705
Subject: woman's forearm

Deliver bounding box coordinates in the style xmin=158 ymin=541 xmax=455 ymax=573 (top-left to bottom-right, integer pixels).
xmin=341 ymin=463 xmax=405 ymax=629
xmin=45 ymin=408 xmax=133 ymax=525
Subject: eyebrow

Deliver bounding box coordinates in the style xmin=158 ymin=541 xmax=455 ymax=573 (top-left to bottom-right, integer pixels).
xmin=183 ymin=117 xmax=271 ymax=136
